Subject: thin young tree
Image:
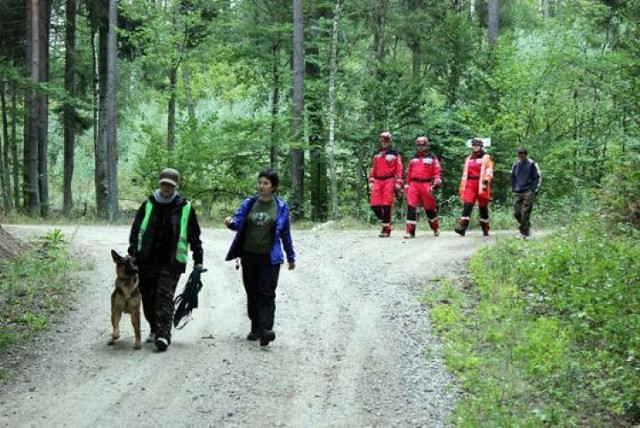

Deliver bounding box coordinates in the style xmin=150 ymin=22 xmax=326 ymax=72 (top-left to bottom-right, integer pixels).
xmin=327 ymin=0 xmax=343 ymax=220
xmin=105 ymin=0 xmax=119 ymax=220
xmin=291 ymin=0 xmax=305 ymax=220
xmin=63 ymin=0 xmax=76 ymax=217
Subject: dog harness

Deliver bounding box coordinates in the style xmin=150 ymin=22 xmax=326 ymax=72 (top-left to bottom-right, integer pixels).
xmin=138 ymin=200 xmax=192 ymax=263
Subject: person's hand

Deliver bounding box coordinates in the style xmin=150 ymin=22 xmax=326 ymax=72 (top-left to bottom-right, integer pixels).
xmin=395 ymin=184 xmax=401 ymax=191
xmin=288 ymin=261 xmax=296 ymax=271
xmin=368 ymin=182 xmax=374 ymax=191
xmin=223 ymin=216 xmax=233 ymax=226
xmin=194 ymin=264 xmax=204 ymax=272
xmin=127 ymin=245 xmax=136 ymax=258
xmin=482 ymin=180 xmax=489 ymax=191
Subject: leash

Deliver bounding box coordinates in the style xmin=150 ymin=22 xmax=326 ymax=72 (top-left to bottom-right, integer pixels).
xmin=173 ymin=268 xmax=207 ymax=329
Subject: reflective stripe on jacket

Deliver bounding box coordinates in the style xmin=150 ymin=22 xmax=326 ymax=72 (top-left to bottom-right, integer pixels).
xmin=459 ymin=152 xmax=494 ymax=199
xmin=138 ymin=200 xmax=192 ymax=263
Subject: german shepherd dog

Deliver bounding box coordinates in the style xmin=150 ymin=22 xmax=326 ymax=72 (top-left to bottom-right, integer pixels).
xmin=108 ymin=250 xmax=142 ymax=350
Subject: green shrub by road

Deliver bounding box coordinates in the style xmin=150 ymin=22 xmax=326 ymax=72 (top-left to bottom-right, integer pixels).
xmin=0 ymin=230 xmax=82 ymax=378
xmin=426 ymin=221 xmax=639 ymax=426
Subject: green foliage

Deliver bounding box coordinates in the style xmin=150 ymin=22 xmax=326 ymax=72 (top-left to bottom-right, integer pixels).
xmin=0 ymin=231 xmax=79 ymax=352
xmin=432 ymin=220 xmax=640 ymax=425
xmin=597 ymin=162 xmax=640 ymax=231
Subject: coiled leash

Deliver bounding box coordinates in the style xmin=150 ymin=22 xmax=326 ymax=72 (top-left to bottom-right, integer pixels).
xmin=173 ymin=267 xmax=207 ymax=330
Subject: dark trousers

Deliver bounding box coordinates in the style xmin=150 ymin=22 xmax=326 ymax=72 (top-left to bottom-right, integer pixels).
xmin=241 ymin=251 xmax=281 ymax=333
xmin=513 ymin=191 xmax=536 ymax=236
xmin=139 ymin=267 xmax=181 ymax=341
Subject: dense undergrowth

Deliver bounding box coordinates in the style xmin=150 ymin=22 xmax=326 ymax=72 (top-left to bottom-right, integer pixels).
xmin=426 ymin=219 xmax=639 ymax=426
xmin=0 ymin=229 xmax=82 ymax=378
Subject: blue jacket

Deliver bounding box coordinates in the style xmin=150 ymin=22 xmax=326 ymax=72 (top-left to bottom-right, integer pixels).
xmin=224 ymin=195 xmax=296 ymax=265
xmin=511 ymin=158 xmax=541 ymax=193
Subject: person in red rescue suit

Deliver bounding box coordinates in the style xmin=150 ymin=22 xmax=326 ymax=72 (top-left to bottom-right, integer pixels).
xmin=454 ymin=137 xmax=494 ymax=236
xmin=403 ymin=136 xmax=442 ymax=239
xmin=368 ymin=131 xmax=404 ymax=237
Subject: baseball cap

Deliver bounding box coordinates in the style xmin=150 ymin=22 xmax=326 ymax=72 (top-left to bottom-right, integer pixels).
xmin=159 ymin=168 xmax=180 ymax=187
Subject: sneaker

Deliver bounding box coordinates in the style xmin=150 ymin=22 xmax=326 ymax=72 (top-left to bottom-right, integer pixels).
xmin=145 ymin=333 xmax=155 ymax=343
xmin=433 ymin=230 xmax=440 ymax=237
xmin=246 ymin=331 xmax=260 ymax=341
xmin=403 ymin=234 xmax=415 ymax=239
xmin=378 ymin=232 xmax=390 ymax=238
xmin=260 ymin=330 xmax=276 ymax=347
xmin=155 ymin=337 xmax=169 ymax=352
xmin=483 ymin=231 xmax=490 ymax=237
xmin=454 ymin=227 xmax=466 ymax=236
xmin=518 ymin=233 xmax=528 ymax=240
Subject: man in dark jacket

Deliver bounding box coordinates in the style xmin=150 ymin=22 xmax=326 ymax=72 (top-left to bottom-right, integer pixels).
xmin=128 ymin=168 xmax=204 ymax=351
xmin=511 ymin=147 xmax=541 ymax=239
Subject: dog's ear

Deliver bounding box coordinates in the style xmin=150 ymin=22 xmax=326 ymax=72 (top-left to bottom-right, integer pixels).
xmin=111 ymin=249 xmax=122 ymax=263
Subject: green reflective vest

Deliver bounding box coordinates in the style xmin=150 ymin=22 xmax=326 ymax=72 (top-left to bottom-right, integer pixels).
xmin=138 ymin=200 xmax=191 ymax=263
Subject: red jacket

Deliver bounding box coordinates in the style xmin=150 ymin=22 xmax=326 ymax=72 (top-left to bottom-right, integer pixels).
xmin=459 ymin=151 xmax=494 ymax=199
xmin=368 ymin=149 xmax=403 ymax=188
xmin=405 ymin=152 xmax=442 ymax=187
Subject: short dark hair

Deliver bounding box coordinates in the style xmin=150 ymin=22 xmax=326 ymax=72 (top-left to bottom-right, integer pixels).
xmin=258 ymin=169 xmax=279 ymax=189
xmin=517 ymin=147 xmax=528 ymax=155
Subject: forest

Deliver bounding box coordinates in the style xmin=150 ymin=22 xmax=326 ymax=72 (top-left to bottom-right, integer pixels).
xmin=0 ymin=0 xmax=639 ymax=425
xmin=0 ymin=0 xmax=637 ymax=224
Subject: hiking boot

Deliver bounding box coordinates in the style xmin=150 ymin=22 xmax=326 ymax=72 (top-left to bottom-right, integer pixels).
xmin=145 ymin=333 xmax=156 ymax=343
xmin=260 ymin=330 xmax=276 ymax=347
xmin=155 ymin=337 xmax=169 ymax=352
xmin=246 ymin=331 xmax=260 ymax=341
xmin=454 ymin=227 xmax=466 ymax=236
xmin=403 ymin=234 xmax=415 ymax=239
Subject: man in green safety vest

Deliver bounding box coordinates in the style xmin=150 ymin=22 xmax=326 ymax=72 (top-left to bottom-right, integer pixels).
xmin=128 ymin=168 xmax=204 ymax=352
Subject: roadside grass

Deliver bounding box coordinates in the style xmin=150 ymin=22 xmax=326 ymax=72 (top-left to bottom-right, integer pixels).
xmin=425 ymin=220 xmax=640 ymax=426
xmin=0 ymin=229 xmax=83 ymax=379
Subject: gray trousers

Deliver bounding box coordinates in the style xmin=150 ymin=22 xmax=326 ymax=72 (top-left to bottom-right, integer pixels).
xmin=513 ymin=191 xmax=536 ymax=236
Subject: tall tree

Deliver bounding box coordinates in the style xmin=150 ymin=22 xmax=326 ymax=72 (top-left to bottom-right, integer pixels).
xmin=291 ymin=0 xmax=305 ymax=220
xmin=488 ymin=0 xmax=499 ymax=45
xmin=90 ymin=0 xmax=108 ymax=218
xmin=24 ymin=0 xmax=41 ymax=216
xmin=37 ymin=0 xmax=51 ymax=217
xmin=105 ymin=0 xmax=119 ymax=220
xmin=1 ymin=84 xmax=12 ymax=212
xmin=327 ymin=0 xmax=342 ymax=220
xmin=63 ymin=0 xmax=76 ymax=217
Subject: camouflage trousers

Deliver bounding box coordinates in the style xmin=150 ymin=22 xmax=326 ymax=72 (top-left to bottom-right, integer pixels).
xmin=513 ymin=191 xmax=537 ymax=236
xmin=139 ymin=267 xmax=181 ymax=341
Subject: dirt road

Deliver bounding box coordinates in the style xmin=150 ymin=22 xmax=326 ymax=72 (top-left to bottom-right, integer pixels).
xmin=0 ymin=224 xmax=494 ymax=427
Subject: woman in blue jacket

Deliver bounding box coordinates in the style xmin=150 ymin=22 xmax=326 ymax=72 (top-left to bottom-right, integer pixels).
xmin=224 ymin=170 xmax=296 ymax=347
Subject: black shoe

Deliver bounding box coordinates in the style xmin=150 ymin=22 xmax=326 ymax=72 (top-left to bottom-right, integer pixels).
xmin=260 ymin=330 xmax=276 ymax=347
xmin=454 ymin=227 xmax=466 ymax=236
xmin=483 ymin=231 xmax=490 ymax=237
xmin=155 ymin=337 xmax=169 ymax=352
xmin=247 ymin=331 xmax=260 ymax=341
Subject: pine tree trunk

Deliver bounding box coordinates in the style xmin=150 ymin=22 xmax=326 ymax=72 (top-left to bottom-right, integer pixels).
xmin=63 ymin=0 xmax=76 ymax=217
xmin=24 ymin=0 xmax=41 ymax=216
xmin=105 ymin=0 xmax=119 ymax=220
xmin=37 ymin=0 xmax=51 ymax=217
xmin=1 ymin=83 xmax=13 ymax=212
xmin=291 ymin=0 xmax=305 ymax=220
xmin=327 ymin=0 xmax=342 ymax=221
